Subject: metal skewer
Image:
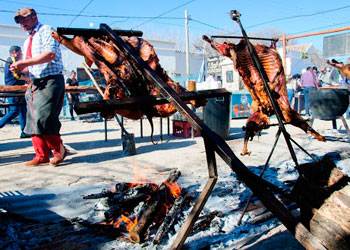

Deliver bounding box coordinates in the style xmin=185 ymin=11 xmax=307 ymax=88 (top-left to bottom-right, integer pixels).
xmin=211 ymin=35 xmax=277 ymax=42
xmin=230 ymin=10 xmax=298 ymax=166
xmin=0 ymin=58 xmax=10 ymax=64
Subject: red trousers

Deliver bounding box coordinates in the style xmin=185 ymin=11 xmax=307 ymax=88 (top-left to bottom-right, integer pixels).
xmin=32 ymin=135 xmax=62 ymax=162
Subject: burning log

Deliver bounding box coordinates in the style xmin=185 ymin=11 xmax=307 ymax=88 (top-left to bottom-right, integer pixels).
xmin=104 ymin=206 xmax=129 ymax=224
xmin=128 ymin=169 xmax=181 ymax=243
xmin=104 ymin=184 xmax=158 ymax=223
xmin=153 ymin=192 xmax=192 ymax=244
xmin=70 ymin=218 xmax=122 ymax=238
xmin=83 ymin=182 xmax=156 ymax=200
xmin=83 ymin=169 xmax=182 ymax=242
xmin=106 ymin=183 xmax=158 ymax=206
xmin=128 ymin=193 xmax=163 ymax=243
xmin=83 ymin=189 xmax=115 ymax=199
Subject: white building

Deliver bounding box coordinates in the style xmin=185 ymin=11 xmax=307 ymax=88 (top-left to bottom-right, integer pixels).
xmin=0 ymin=24 xmax=202 ymax=85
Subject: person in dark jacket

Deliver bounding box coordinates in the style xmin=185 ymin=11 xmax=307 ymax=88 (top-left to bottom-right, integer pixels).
xmin=10 ymin=7 xmax=67 ymax=166
xmin=0 ymin=46 xmax=30 ymax=138
xmin=66 ymin=70 xmax=80 ymax=121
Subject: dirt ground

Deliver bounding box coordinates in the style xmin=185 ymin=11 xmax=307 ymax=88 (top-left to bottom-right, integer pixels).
xmin=1 ymin=115 xmax=349 ymax=249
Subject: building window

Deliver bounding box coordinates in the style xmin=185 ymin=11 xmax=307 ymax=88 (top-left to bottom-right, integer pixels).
xmin=226 ymin=70 xmax=233 ymax=83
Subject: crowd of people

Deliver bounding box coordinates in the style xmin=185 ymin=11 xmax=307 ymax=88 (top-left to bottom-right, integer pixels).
xmin=286 ymin=63 xmax=350 ymax=117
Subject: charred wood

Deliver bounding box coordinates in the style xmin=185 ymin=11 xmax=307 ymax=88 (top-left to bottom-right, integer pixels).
xmin=72 ymin=218 xmax=122 ymax=239
xmin=163 ymin=169 xmax=181 ymax=185
xmin=212 ymin=188 xmax=234 ymax=197
xmin=114 ymin=182 xmax=145 ymax=194
xmin=83 ymin=189 xmax=115 ymax=199
xmin=153 ymin=193 xmax=192 ymax=244
xmin=128 ymin=170 xmax=181 ymax=243
xmin=104 ymin=205 xmax=124 ymax=223
xmin=83 ymin=182 xmax=149 ymax=200
xmin=128 ymin=192 xmax=163 ymax=243
xmin=104 ymin=184 xmax=158 ymax=223
xmin=106 ymin=183 xmax=158 ymax=206
xmin=190 ymin=210 xmax=223 ymax=234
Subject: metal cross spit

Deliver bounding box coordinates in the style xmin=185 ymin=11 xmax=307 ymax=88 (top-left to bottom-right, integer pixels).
xmin=57 ymin=19 xmax=326 ymax=249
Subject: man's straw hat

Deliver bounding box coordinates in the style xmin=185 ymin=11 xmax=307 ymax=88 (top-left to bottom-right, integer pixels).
xmin=14 ymin=7 xmax=36 ymax=23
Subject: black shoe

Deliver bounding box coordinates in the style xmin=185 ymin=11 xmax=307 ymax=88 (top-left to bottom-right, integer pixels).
xmin=20 ymin=132 xmax=31 ymax=139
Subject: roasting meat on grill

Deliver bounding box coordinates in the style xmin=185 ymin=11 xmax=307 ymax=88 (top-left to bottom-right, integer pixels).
xmin=52 ymin=30 xmax=205 ymax=141
xmin=203 ymin=35 xmax=325 ymax=155
xmin=326 ymin=59 xmax=350 ymax=79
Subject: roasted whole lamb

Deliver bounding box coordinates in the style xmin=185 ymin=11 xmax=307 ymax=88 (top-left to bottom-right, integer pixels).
xmin=52 ymin=30 xmax=205 ymax=141
xmin=202 ymin=35 xmax=325 ymax=155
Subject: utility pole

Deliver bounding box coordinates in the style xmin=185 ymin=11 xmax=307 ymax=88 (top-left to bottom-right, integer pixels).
xmin=185 ymin=9 xmax=195 ymax=138
xmin=185 ymin=9 xmax=190 ymax=80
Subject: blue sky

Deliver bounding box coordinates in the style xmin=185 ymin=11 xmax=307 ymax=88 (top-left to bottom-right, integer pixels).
xmin=1 ymin=0 xmax=350 ymax=51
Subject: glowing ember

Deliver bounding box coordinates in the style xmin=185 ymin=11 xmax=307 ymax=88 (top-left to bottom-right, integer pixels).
xmin=164 ymin=181 xmax=181 ymax=197
xmin=114 ymin=214 xmax=138 ymax=232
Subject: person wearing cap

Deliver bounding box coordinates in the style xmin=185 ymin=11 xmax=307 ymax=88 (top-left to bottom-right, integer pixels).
xmin=10 ymin=7 xmax=67 ymax=166
xmin=0 ymin=46 xmax=31 ymax=138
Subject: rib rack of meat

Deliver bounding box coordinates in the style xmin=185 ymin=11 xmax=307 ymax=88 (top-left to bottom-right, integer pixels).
xmin=51 ymin=27 xmax=205 ymax=141
xmin=202 ymin=35 xmax=325 ymax=155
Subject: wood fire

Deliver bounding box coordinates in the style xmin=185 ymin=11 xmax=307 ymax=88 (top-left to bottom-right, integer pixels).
xmin=83 ymin=169 xmax=189 ymax=244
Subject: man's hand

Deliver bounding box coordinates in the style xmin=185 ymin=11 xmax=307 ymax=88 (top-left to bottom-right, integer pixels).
xmin=10 ymin=61 xmax=27 ymax=74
